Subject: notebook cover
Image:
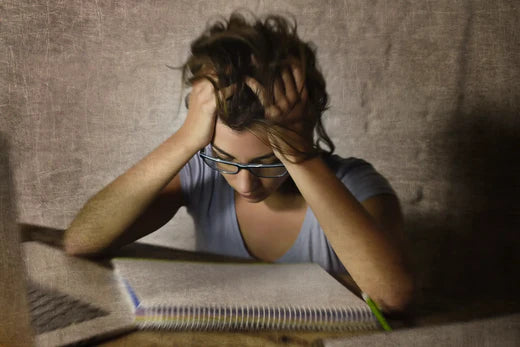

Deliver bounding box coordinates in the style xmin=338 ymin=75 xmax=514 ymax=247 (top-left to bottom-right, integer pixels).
xmin=112 ymin=258 xmax=378 ymax=331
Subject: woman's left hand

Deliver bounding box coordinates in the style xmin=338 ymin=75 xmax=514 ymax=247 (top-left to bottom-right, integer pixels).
xmin=244 ymin=63 xmax=313 ymax=162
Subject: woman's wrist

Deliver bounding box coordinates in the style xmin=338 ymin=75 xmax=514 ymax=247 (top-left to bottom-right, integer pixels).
xmin=273 ymin=141 xmax=322 ymax=166
xmin=175 ymin=125 xmax=208 ymax=154
xmin=279 ymin=152 xmax=323 ymax=171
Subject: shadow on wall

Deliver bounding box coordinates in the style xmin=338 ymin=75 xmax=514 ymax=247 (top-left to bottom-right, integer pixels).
xmin=407 ymin=106 xmax=520 ymax=304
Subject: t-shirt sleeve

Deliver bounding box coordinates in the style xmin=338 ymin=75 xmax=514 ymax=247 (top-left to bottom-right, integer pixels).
xmin=179 ymin=150 xmax=207 ymax=210
xmin=331 ymin=156 xmax=396 ymax=202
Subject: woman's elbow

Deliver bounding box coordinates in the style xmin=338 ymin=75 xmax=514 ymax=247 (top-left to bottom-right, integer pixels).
xmin=63 ymin=230 xmax=88 ymax=256
xmin=378 ymin=273 xmax=416 ymax=313
xmin=63 ymin=227 xmax=104 ymax=256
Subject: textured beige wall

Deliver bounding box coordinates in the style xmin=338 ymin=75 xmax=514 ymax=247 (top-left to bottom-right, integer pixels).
xmin=1 ymin=0 xmax=519 ymax=300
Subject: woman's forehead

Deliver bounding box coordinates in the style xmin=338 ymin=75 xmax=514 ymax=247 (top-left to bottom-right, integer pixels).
xmin=213 ymin=120 xmax=272 ymax=160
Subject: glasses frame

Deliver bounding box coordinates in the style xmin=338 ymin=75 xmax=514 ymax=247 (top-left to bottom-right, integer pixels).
xmin=198 ymin=149 xmax=288 ymax=178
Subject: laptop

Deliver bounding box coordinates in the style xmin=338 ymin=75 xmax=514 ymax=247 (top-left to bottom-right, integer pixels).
xmin=22 ymin=241 xmax=136 ymax=346
xmin=0 ymin=132 xmax=135 ymax=346
xmin=0 ymin=133 xmax=33 ymax=346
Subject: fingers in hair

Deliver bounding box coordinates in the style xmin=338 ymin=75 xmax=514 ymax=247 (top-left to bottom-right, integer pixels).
xmin=290 ymin=64 xmax=307 ymax=101
xmin=244 ymin=76 xmax=268 ymax=106
xmin=273 ymin=77 xmax=290 ymax=112
xmin=281 ymin=67 xmax=298 ymax=104
xmin=219 ymin=83 xmax=236 ymax=100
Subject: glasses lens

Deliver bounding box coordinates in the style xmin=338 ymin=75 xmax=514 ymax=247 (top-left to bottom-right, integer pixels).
xmin=250 ymin=166 xmax=287 ymax=178
xmin=202 ymin=157 xmax=239 ymax=174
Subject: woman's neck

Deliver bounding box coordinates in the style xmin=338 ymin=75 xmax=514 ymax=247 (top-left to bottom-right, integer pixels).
xmin=263 ymin=183 xmax=306 ymax=211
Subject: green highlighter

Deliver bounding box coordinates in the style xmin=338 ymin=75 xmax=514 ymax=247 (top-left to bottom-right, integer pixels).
xmin=362 ymin=293 xmax=392 ymax=331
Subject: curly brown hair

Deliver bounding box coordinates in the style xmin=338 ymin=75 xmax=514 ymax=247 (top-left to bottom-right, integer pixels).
xmin=176 ymin=10 xmax=335 ymax=162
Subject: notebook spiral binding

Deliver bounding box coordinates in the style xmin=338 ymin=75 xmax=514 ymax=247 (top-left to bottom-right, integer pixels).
xmin=134 ymin=304 xmax=378 ymax=331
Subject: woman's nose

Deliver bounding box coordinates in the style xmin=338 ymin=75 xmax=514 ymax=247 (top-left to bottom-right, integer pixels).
xmin=235 ymin=169 xmax=259 ymax=193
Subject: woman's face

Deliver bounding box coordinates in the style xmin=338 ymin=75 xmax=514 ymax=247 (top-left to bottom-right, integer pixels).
xmin=212 ymin=119 xmax=289 ymax=203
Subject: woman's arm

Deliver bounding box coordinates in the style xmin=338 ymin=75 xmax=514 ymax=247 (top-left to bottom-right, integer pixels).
xmin=63 ymin=128 xmax=199 ymax=256
xmin=281 ymin=156 xmax=414 ymax=312
xmin=64 ymin=78 xmax=235 ymax=256
xmin=245 ymin=64 xmax=413 ymax=312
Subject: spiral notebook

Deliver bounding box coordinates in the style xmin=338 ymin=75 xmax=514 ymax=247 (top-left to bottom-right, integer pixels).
xmin=112 ymin=258 xmax=379 ymax=331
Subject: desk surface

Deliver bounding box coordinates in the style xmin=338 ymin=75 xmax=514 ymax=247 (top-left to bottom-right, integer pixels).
xmin=20 ymin=224 xmax=520 ymax=347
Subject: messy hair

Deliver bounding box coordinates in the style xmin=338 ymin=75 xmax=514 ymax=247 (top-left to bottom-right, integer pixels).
xmin=177 ymin=10 xmax=334 ymax=162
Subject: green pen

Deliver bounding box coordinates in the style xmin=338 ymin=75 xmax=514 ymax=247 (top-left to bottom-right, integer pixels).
xmin=362 ymin=292 xmax=392 ymax=331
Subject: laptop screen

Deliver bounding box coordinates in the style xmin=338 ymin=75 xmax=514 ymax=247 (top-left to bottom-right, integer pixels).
xmin=0 ymin=132 xmax=34 ymax=346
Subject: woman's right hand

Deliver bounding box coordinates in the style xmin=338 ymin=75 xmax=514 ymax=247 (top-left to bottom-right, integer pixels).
xmin=180 ymin=77 xmax=236 ymax=150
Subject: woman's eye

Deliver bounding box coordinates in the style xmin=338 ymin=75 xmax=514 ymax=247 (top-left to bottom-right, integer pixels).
xmin=212 ymin=153 xmax=229 ymax=161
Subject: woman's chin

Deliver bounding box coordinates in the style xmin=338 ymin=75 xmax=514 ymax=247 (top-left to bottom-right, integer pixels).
xmin=238 ymin=192 xmax=266 ymax=203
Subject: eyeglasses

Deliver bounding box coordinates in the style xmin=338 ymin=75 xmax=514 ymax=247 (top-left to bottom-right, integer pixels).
xmin=198 ymin=148 xmax=288 ymax=178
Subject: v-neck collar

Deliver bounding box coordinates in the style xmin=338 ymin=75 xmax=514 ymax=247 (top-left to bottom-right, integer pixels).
xmin=229 ymin=185 xmax=310 ymax=262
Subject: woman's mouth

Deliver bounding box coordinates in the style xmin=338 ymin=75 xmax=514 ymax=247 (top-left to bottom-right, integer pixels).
xmin=239 ymin=190 xmax=263 ymax=200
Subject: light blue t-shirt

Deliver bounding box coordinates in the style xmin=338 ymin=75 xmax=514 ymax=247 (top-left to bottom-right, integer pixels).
xmin=179 ymin=147 xmax=396 ymax=274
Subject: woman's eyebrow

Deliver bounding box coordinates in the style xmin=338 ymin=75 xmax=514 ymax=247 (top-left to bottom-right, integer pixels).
xmin=211 ymin=144 xmax=275 ymax=161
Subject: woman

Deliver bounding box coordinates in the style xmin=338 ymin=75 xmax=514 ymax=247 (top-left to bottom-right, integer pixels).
xmin=64 ymin=12 xmax=414 ymax=313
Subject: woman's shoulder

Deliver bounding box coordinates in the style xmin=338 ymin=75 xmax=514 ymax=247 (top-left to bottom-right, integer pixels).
xmin=179 ymin=145 xmax=223 ymax=207
xmin=322 ymin=153 xmax=396 ymax=201
xmin=322 ymin=153 xmax=374 ymax=177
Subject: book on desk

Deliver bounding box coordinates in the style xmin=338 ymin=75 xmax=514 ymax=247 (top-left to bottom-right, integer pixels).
xmin=22 ymin=241 xmax=380 ymax=345
xmin=112 ymin=257 xmax=378 ymax=331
